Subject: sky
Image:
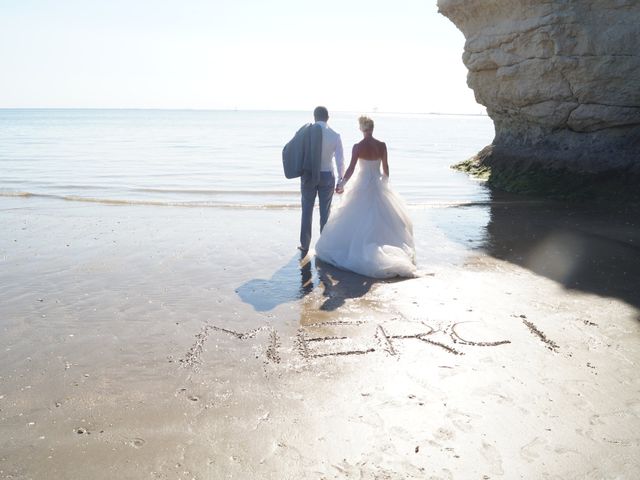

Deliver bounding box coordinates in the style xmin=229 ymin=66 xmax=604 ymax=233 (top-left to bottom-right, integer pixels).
xmin=0 ymin=0 xmax=483 ymax=113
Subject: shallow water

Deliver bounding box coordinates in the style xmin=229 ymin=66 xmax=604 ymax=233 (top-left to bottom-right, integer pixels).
xmin=0 ymin=109 xmax=494 ymax=208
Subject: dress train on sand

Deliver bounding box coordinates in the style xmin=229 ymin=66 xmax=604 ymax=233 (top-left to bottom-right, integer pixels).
xmin=315 ymin=159 xmax=416 ymax=279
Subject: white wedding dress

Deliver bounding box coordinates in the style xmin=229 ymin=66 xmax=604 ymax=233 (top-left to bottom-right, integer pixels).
xmin=315 ymin=159 xmax=417 ymax=278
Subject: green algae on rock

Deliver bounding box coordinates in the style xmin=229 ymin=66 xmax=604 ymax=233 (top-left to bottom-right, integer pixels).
xmin=453 ymin=147 xmax=640 ymax=202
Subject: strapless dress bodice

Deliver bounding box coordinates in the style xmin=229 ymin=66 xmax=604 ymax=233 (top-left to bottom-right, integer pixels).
xmin=357 ymin=158 xmax=382 ymax=178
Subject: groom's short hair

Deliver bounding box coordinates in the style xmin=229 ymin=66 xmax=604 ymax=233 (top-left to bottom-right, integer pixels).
xmin=313 ymin=106 xmax=329 ymax=122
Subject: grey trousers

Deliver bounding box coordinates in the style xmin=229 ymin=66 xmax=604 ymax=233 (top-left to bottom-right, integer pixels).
xmin=300 ymin=171 xmax=335 ymax=251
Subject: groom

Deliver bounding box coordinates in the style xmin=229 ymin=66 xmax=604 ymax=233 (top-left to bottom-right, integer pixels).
xmin=299 ymin=106 xmax=345 ymax=256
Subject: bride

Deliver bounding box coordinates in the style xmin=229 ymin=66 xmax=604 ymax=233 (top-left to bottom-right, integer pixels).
xmin=315 ymin=116 xmax=417 ymax=278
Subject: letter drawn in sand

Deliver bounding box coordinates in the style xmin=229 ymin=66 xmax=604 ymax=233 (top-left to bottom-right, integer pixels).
xmin=180 ymin=317 xmax=514 ymax=368
xmin=180 ymin=324 xmax=280 ymax=371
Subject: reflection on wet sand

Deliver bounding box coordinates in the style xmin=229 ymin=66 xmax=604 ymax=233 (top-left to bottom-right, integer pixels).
xmin=312 ymin=257 xmax=382 ymax=312
xmin=234 ymin=254 xmax=327 ymax=311
xmin=237 ymin=254 xmax=382 ymax=313
xmin=483 ymin=191 xmax=640 ymax=309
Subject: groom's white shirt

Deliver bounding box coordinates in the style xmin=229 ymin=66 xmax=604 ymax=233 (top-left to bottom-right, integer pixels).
xmin=315 ymin=121 xmax=345 ymax=179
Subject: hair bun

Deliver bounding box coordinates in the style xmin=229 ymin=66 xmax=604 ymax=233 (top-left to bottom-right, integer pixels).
xmin=358 ymin=116 xmax=374 ymax=132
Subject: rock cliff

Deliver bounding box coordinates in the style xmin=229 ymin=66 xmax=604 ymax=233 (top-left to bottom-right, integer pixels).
xmin=438 ymin=0 xmax=640 ymax=181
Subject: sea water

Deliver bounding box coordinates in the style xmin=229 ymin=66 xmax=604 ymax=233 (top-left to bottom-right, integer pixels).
xmin=0 ymin=109 xmax=494 ymax=208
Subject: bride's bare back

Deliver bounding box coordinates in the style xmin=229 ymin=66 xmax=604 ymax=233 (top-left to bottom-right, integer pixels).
xmin=336 ymin=116 xmax=389 ymax=193
xmin=355 ymin=136 xmax=387 ymax=161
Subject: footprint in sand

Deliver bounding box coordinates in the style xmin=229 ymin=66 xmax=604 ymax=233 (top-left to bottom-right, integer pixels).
xmin=520 ymin=436 xmax=548 ymax=462
xmin=553 ymin=445 xmax=587 ymax=465
xmin=124 ymin=437 xmax=146 ymax=448
xmin=433 ymin=427 xmax=455 ymax=441
xmin=480 ymin=441 xmax=504 ymax=475
xmin=331 ymin=460 xmax=424 ymax=479
xmin=589 ymin=409 xmax=640 ymax=446
xmin=446 ymin=409 xmax=476 ymax=433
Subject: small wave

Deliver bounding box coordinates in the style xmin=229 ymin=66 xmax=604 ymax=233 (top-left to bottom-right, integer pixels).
xmin=0 ymin=191 xmax=515 ymax=210
xmin=0 ymin=191 xmax=34 ymax=197
xmin=133 ymin=187 xmax=298 ymax=196
xmin=410 ymin=201 xmax=493 ymax=208
xmin=0 ymin=191 xmax=300 ymax=209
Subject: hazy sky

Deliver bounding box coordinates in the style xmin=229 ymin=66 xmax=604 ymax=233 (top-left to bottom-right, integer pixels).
xmin=0 ymin=0 xmax=482 ymax=113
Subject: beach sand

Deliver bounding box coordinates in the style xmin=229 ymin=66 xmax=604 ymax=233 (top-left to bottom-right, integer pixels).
xmin=1 ymin=195 xmax=639 ymax=479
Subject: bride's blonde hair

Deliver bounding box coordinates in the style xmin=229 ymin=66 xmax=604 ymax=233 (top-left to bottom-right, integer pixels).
xmin=358 ymin=116 xmax=374 ymax=132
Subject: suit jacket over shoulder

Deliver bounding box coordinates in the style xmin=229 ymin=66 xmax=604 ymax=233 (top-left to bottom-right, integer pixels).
xmin=282 ymin=123 xmax=322 ymax=184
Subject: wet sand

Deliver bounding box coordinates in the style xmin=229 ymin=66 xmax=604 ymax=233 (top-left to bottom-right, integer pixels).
xmin=1 ymin=195 xmax=639 ymax=479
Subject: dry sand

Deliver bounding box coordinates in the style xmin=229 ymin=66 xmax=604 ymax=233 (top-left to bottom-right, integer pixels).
xmin=1 ymin=195 xmax=639 ymax=479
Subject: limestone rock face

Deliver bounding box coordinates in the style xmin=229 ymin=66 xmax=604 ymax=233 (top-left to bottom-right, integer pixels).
xmin=438 ymin=0 xmax=640 ymax=173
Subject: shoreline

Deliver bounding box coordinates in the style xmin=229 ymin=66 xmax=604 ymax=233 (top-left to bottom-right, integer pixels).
xmin=1 ymin=196 xmax=639 ymax=478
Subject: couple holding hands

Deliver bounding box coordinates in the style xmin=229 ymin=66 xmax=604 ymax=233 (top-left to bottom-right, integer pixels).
xmin=286 ymin=106 xmax=416 ymax=279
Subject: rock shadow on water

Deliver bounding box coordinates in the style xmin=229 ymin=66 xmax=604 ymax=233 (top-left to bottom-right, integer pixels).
xmin=483 ymin=191 xmax=640 ymax=310
xmin=235 ymin=254 xmax=384 ymax=312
